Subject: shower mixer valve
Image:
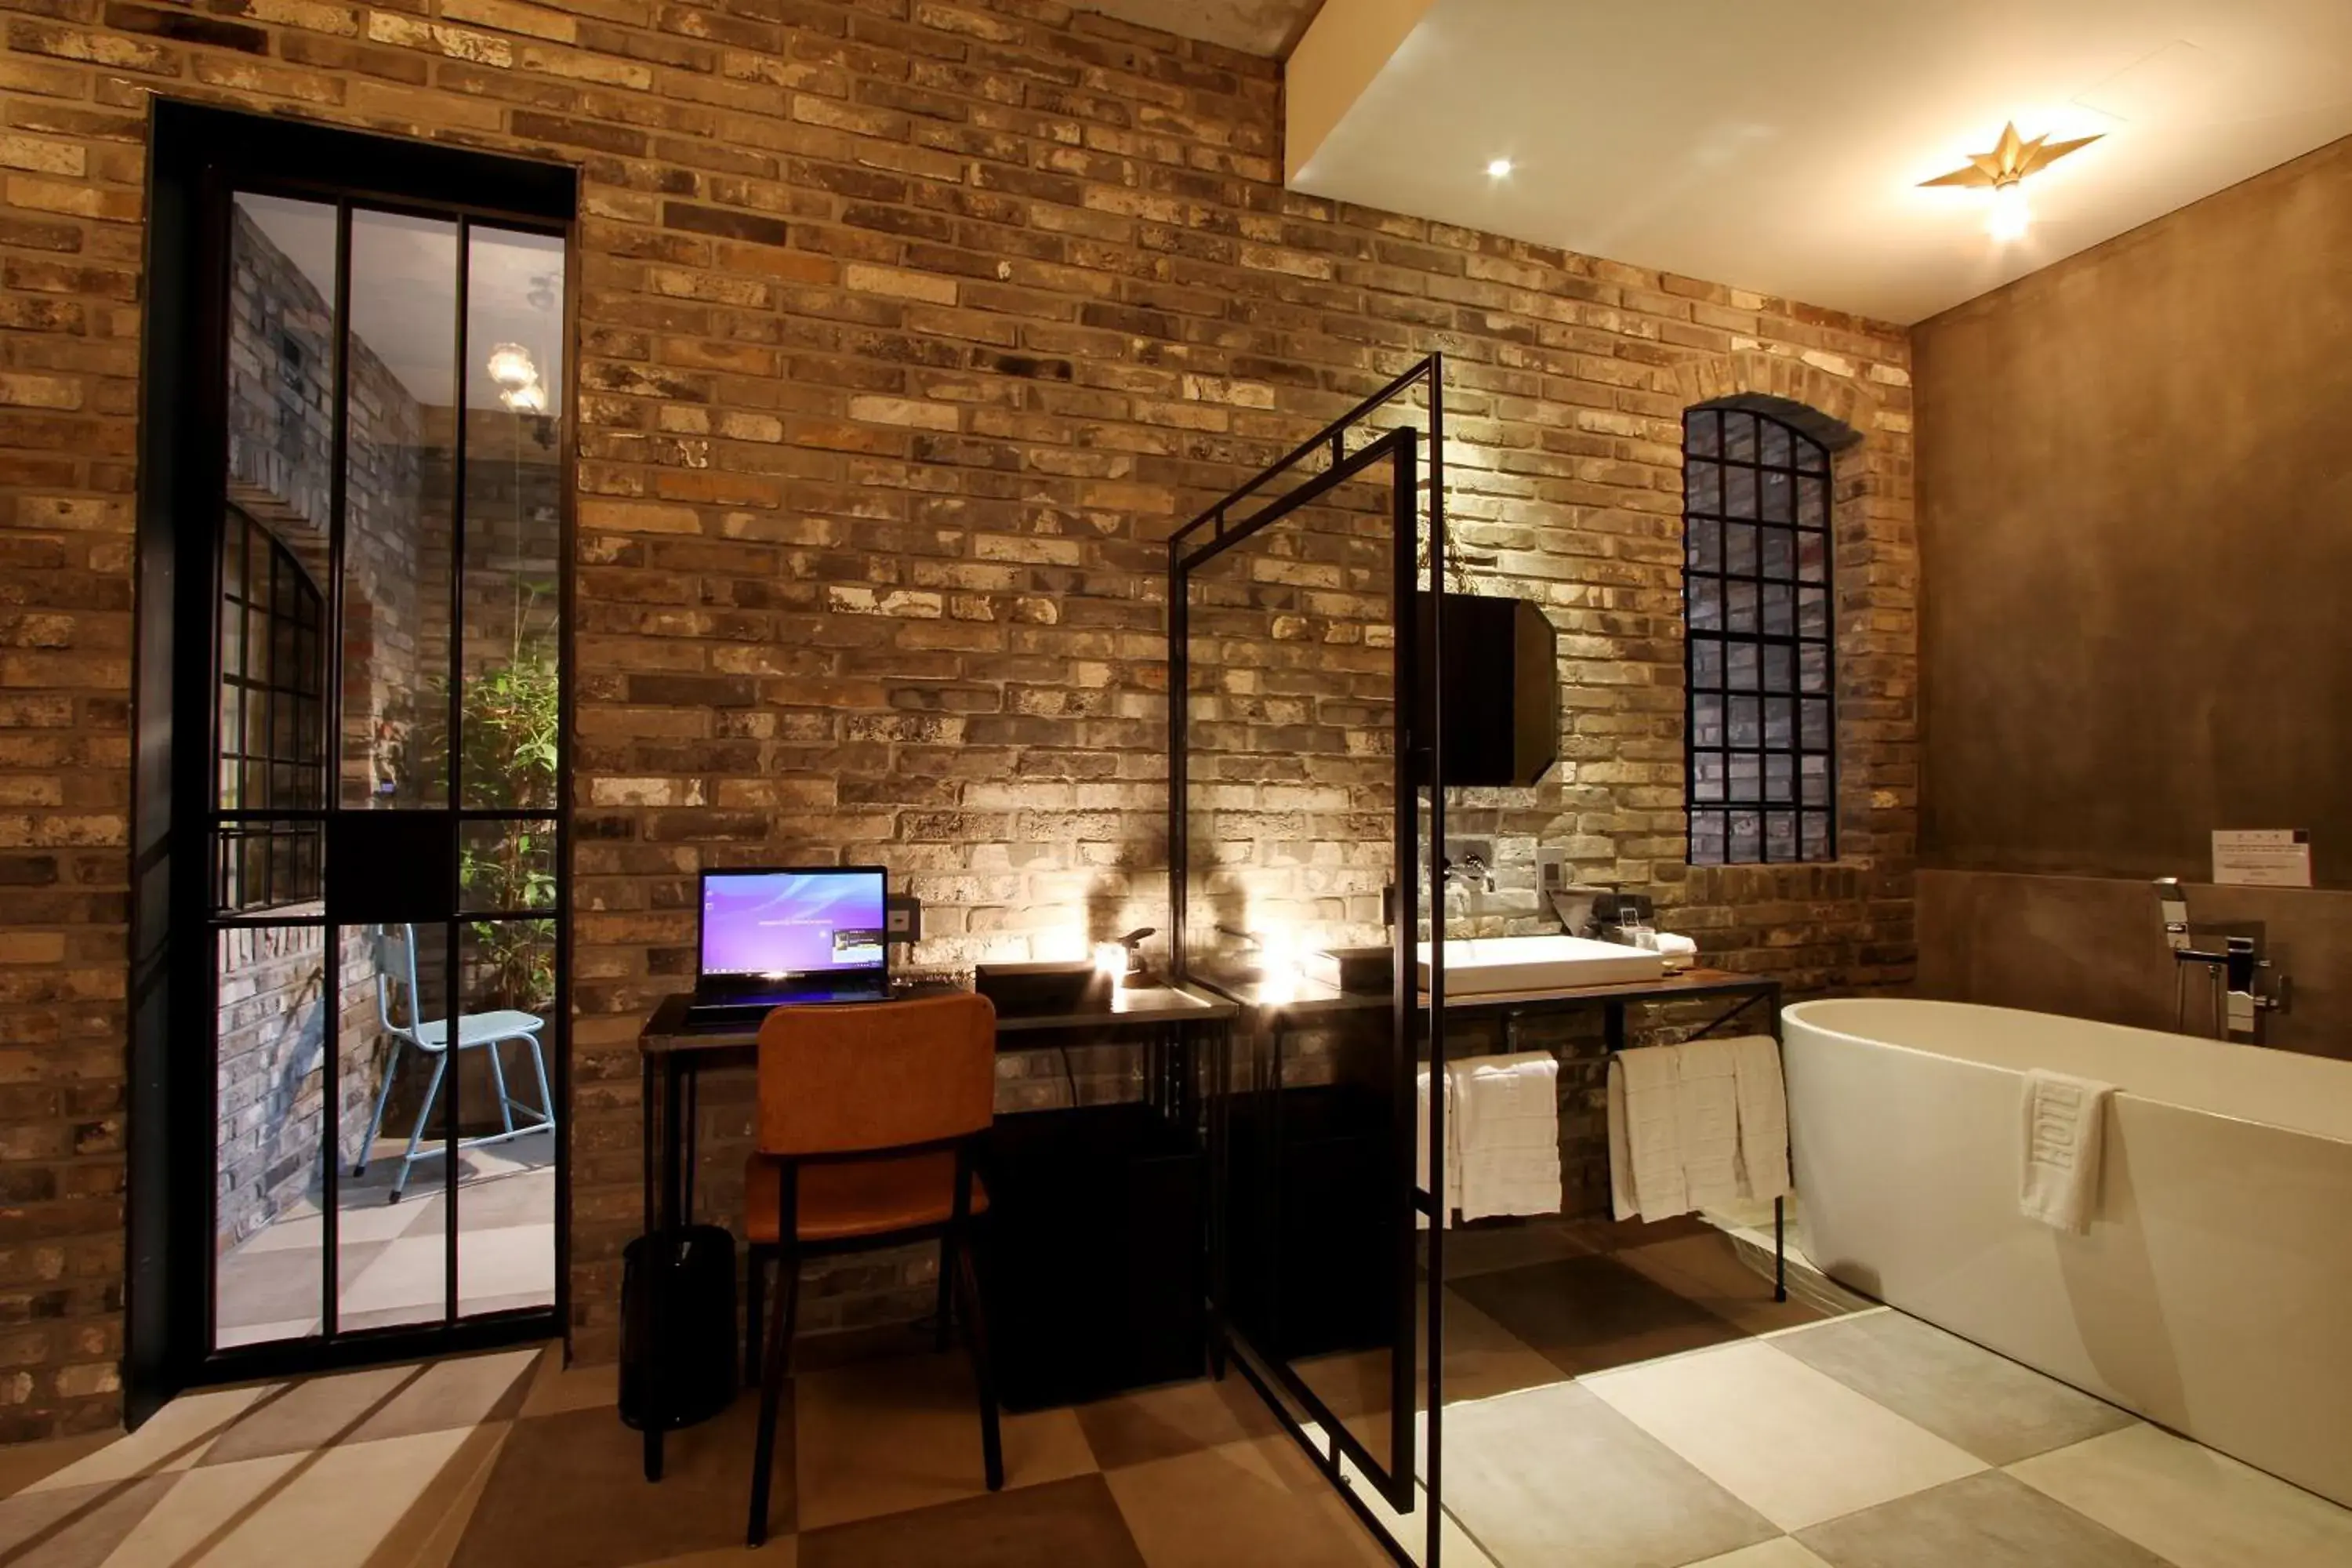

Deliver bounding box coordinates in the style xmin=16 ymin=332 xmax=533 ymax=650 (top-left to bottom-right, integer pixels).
xmin=2153 ymin=877 xmax=2291 ymax=1044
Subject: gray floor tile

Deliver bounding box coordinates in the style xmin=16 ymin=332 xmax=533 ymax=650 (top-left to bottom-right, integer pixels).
xmin=1773 ymin=1312 xmax=2137 ymax=1465
xmin=1442 ymin=1380 xmax=1779 ymax=1568
xmin=1798 ymin=1471 xmax=2172 ymax=1568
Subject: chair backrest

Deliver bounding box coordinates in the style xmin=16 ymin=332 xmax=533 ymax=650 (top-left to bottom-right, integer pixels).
xmin=372 ymin=922 xmax=426 ymax=1044
xmin=755 ymin=993 xmax=997 ymax=1158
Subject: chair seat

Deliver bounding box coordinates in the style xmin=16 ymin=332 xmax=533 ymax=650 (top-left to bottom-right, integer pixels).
xmin=413 ymin=1010 xmax=545 ymax=1051
xmin=745 ymin=1152 xmax=989 ymax=1246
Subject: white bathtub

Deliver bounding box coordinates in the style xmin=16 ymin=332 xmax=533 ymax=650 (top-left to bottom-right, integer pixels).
xmin=1784 ymin=997 xmax=2352 ymax=1507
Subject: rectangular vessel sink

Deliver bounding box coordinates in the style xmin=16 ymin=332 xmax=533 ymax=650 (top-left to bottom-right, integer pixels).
xmin=1416 ymin=935 xmax=1665 ymax=995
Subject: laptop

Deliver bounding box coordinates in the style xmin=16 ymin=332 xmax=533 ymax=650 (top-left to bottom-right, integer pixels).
xmin=687 ymin=866 xmax=891 ymax=1024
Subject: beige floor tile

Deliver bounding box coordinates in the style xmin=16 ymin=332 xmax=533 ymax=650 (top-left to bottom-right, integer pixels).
xmin=25 ymin=1383 xmax=285 ymax=1491
xmin=1437 ymin=1222 xmax=1597 ymax=1280
xmin=1583 ymin=1340 xmax=1984 ymax=1531
xmin=1323 ymin=1419 xmax=1497 ymax=1568
xmin=1615 ymin=1232 xmax=1836 ymax=1338
xmin=1686 ymin=1541 xmax=1834 ymax=1568
xmin=634 ymin=1541 xmax=799 ymax=1568
xmin=0 ymin=1473 xmax=181 ymax=1563
xmin=1797 ymin=1470 xmax=2169 ymax=1568
xmin=1106 ymin=1439 xmax=1392 ymax=1568
xmin=1773 ymin=1311 xmax=2136 ymax=1466
xmin=517 ymin=1349 xmax=618 ymax=1419
xmin=1074 ymin=1374 xmax=1280 ymax=1470
xmin=94 ymin=1449 xmax=304 ymax=1566
xmin=350 ymin=1349 xmax=540 ymax=1443
xmin=2009 ymin=1423 xmax=2352 ymax=1568
xmin=204 ymin=1427 xmax=476 ymax=1568
xmin=1438 ymin=1289 xmax=1573 ymax=1405
xmin=793 ymin=1352 xmax=1096 ymax=1531
xmin=0 ymin=1429 xmax=120 ymax=1501
xmin=1439 ymin=1380 xmax=1778 ymax=1568
xmin=200 ymin=1364 xmax=423 ymax=1466
xmin=339 ymin=1223 xmax=555 ymax=1319
xmin=378 ymin=1421 xmax=512 ymax=1568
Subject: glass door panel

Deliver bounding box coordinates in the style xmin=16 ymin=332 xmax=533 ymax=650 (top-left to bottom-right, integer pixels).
xmin=207 ymin=185 xmax=567 ymax=1362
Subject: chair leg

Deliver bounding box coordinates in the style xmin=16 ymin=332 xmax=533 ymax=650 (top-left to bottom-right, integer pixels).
xmin=934 ymin=1235 xmax=954 ymax=1352
xmin=391 ymin=1053 xmax=447 ymax=1202
xmin=525 ymin=1032 xmax=556 ymax=1131
xmin=746 ymin=1243 xmax=797 ymax=1548
xmin=354 ymin=1040 xmax=401 ymax=1177
xmin=744 ymin=1247 xmax=767 ymax=1388
xmin=486 ymin=1037 xmax=517 ymax=1137
xmin=955 ymin=1226 xmax=1004 ymax=1493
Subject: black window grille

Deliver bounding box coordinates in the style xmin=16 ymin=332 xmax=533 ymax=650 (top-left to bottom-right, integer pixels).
xmin=1683 ymin=407 xmax=1835 ymax=865
xmin=216 ymin=506 xmax=326 ymax=909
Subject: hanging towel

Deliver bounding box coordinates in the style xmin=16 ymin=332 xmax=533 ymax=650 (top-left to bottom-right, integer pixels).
xmin=1453 ymin=1052 xmax=1562 ymax=1221
xmin=1676 ymin=1036 xmax=1744 ymax=1210
xmin=1728 ymin=1034 xmax=1792 ymax=1202
xmin=1608 ymin=1044 xmax=1686 ymax=1221
xmin=2020 ymin=1069 xmax=2114 ymax=1233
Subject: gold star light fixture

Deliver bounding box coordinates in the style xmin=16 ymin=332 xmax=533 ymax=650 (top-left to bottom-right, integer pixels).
xmin=1920 ymin=121 xmax=2103 ymax=241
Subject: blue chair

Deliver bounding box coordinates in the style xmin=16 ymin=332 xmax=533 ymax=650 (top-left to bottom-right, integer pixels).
xmin=354 ymin=923 xmax=554 ymax=1201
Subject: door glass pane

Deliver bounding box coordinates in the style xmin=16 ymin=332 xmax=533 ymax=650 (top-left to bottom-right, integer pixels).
xmin=213 ymin=923 xmax=328 ymax=1350
xmin=345 ymin=209 xmax=460 ymax=808
xmin=339 ymin=920 xmax=452 ymax=1331
xmin=456 ymin=917 xmax=558 ymax=1316
xmin=461 ymin=226 xmax=565 ymax=811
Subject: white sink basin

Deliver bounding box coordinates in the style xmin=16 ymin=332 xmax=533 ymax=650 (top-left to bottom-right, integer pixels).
xmin=1416 ymin=935 xmax=1665 ymax=995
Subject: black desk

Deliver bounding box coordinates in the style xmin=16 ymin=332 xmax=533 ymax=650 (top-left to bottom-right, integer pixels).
xmin=631 ymin=981 xmax=1237 ymax=1479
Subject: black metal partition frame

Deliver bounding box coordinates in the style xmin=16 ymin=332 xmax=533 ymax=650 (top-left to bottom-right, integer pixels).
xmin=1170 ymin=354 xmax=1448 ymax=1555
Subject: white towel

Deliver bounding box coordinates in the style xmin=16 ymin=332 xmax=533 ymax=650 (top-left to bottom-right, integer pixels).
xmin=1451 ymin=1051 xmax=1561 ymax=1221
xmin=1676 ymin=1036 xmax=1743 ymax=1210
xmin=1729 ymin=1034 xmax=1791 ymax=1202
xmin=1609 ymin=1044 xmax=1686 ymax=1221
xmin=2020 ymin=1069 xmax=2113 ymax=1233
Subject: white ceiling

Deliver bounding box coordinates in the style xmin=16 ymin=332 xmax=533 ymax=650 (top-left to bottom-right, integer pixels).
xmin=1079 ymin=0 xmax=1322 ymax=57
xmin=1289 ymin=0 xmax=2352 ymax=323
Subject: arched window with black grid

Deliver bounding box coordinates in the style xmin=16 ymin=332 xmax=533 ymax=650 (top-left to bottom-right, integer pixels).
xmin=1682 ymin=406 xmax=1835 ymax=865
xmin=216 ymin=505 xmax=328 ymax=910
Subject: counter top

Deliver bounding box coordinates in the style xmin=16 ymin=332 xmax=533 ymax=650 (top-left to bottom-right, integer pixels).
xmin=1190 ymin=966 xmax=1779 ymax=1020
xmin=638 ymin=981 xmax=1238 ymax=1054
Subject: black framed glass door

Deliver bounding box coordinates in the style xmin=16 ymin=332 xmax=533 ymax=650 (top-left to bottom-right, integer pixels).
xmin=187 ymin=162 xmax=568 ymax=1366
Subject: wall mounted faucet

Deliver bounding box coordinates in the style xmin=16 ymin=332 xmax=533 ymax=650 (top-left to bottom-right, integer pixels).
xmin=2152 ymin=877 xmax=2289 ymax=1044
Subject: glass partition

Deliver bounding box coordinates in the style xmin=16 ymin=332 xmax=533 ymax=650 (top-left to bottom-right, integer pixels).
xmin=1176 ymin=358 xmax=1449 ymax=1525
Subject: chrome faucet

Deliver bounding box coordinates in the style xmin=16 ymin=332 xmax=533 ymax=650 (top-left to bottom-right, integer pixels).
xmin=2153 ymin=878 xmax=2289 ymax=1043
xmin=1443 ymin=852 xmax=1497 ymax=897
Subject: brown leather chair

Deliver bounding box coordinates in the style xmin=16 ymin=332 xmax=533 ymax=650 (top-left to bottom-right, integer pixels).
xmin=742 ymin=992 xmax=1002 ymax=1546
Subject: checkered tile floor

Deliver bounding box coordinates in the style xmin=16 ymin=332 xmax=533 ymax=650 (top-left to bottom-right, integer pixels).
xmin=4 ymin=1218 xmax=2343 ymax=1567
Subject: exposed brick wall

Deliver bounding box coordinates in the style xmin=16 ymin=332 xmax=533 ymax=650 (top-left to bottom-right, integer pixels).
xmin=0 ymin=0 xmax=1916 ymax=1438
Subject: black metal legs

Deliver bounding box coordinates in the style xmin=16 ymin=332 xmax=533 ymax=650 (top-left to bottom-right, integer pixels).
xmin=746 ymin=1240 xmax=797 ymax=1548
xmin=934 ymin=1236 xmax=955 ymax=1352
xmin=744 ymin=1248 xmax=768 ymax=1387
xmin=955 ymin=1227 xmax=1004 ymax=1494
xmin=1773 ymin=1196 xmax=1787 ymax=1302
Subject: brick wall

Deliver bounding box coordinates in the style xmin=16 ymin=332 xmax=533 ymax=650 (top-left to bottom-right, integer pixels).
xmin=0 ymin=0 xmax=1916 ymax=1439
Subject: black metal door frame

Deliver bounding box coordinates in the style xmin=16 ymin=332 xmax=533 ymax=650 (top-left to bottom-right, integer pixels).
xmin=1169 ymin=353 xmax=1449 ymax=1538
xmin=129 ymin=102 xmax=579 ymax=1417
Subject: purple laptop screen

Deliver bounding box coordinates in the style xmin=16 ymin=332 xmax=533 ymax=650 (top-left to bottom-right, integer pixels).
xmin=701 ymin=871 xmax=886 ymax=979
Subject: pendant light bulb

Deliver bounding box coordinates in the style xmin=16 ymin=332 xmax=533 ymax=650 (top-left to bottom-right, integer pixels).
xmin=1987 ymin=181 xmax=2031 ymax=241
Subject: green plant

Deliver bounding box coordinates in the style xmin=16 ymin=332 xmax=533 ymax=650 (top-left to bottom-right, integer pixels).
xmin=454 ymin=593 xmax=561 ymax=1011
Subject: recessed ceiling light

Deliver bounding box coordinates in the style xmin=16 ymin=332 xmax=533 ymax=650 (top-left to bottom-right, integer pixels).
xmin=1486 ymin=158 xmax=1513 ymax=178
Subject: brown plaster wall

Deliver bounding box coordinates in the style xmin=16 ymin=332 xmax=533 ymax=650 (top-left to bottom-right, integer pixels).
xmin=1914 ymin=135 xmax=2352 ymax=889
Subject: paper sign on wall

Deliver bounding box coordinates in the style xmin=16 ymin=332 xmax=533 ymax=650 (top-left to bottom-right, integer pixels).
xmin=2212 ymin=829 xmax=2312 ymax=887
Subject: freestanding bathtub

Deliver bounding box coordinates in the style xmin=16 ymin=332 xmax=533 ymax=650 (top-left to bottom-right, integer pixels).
xmin=1784 ymin=997 xmax=2352 ymax=1508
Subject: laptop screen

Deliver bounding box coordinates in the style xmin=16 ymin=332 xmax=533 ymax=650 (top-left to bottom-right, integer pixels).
xmin=699 ymin=869 xmax=887 ymax=983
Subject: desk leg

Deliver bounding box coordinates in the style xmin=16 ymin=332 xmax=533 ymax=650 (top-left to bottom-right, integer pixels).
xmin=663 ymin=1051 xmax=686 ymax=1230
xmin=1604 ymin=1001 xmax=1626 ymax=1054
